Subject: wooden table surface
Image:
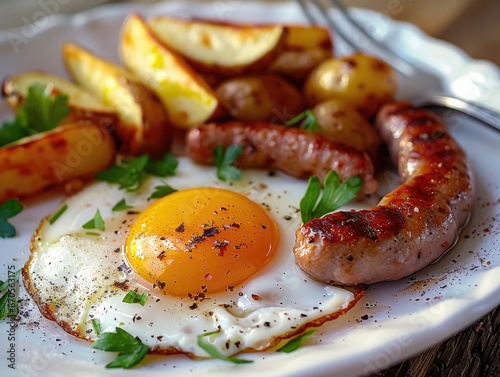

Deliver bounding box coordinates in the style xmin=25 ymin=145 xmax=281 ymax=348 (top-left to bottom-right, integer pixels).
xmin=0 ymin=1 xmax=498 ymax=376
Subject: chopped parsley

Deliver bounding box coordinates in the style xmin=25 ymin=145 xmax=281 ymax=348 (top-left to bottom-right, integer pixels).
xmin=49 ymin=204 xmax=68 ymax=225
xmin=285 ymin=109 xmax=320 ymax=132
xmin=0 ymin=83 xmax=70 ymax=147
xmin=144 ymin=152 xmax=178 ymax=177
xmin=96 ymin=153 xmax=179 ymax=192
xmin=95 ymin=155 xmax=149 ymax=192
xmin=122 ymin=290 xmax=148 ymax=306
xmin=82 ymin=209 xmax=105 ymax=232
xmin=300 ymin=171 xmax=362 ymax=223
xmin=0 ymin=268 xmax=20 ymax=319
xmin=112 ymin=199 xmax=133 ymax=212
xmin=148 ymin=184 xmax=177 ymax=200
xmin=0 ymin=199 xmax=24 ymax=238
xmin=213 ymin=144 xmax=243 ymax=182
xmin=91 ymin=318 xmax=102 ymax=336
xmin=197 ymin=329 xmax=253 ymax=364
xmin=92 ymin=327 xmax=148 ymax=369
xmin=277 ymin=330 xmax=316 ymax=353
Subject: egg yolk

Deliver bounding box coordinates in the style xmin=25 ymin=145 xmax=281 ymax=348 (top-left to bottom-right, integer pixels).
xmin=125 ymin=187 xmax=278 ymax=297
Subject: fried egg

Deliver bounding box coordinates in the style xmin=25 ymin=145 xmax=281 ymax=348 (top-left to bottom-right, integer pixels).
xmin=23 ymin=157 xmax=363 ymax=358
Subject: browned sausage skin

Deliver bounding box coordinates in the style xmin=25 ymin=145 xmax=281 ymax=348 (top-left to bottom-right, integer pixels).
xmin=186 ymin=121 xmax=378 ymax=195
xmin=294 ymin=103 xmax=474 ymax=285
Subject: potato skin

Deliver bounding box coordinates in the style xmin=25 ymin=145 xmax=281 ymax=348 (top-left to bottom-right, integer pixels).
xmin=312 ymin=98 xmax=382 ymax=166
xmin=0 ymin=121 xmax=116 ymax=202
xmin=304 ymin=53 xmax=397 ymax=118
xmin=215 ymin=74 xmax=304 ymax=122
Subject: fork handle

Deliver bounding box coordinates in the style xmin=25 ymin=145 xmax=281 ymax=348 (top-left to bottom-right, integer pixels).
xmin=415 ymin=93 xmax=500 ymax=133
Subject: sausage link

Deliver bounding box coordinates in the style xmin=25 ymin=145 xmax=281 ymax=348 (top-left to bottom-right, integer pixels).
xmin=186 ymin=122 xmax=378 ymax=195
xmin=293 ymin=103 xmax=474 ymax=285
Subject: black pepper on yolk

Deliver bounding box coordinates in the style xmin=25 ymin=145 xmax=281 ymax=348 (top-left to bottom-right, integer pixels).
xmin=125 ymin=187 xmax=278 ymax=297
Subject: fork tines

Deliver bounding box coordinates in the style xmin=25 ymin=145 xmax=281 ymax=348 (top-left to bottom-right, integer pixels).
xmin=295 ymin=0 xmax=416 ymax=77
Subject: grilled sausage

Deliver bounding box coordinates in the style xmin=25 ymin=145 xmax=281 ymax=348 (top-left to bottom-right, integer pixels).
xmin=293 ymin=103 xmax=474 ymax=285
xmin=186 ymin=121 xmax=378 ymax=195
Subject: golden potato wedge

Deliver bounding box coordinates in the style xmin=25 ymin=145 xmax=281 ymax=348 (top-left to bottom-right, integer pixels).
xmin=0 ymin=121 xmax=116 ymax=202
xmin=62 ymin=42 xmax=172 ymax=157
xmin=269 ymin=25 xmax=333 ymax=80
xmin=148 ymin=16 xmax=286 ymax=76
xmin=121 ymin=14 xmax=222 ymax=128
xmin=2 ymin=71 xmax=118 ymax=132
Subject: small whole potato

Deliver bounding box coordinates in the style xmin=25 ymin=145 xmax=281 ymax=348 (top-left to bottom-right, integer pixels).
xmin=304 ymin=53 xmax=397 ymax=118
xmin=312 ymin=98 xmax=382 ymax=164
xmin=215 ymin=74 xmax=304 ymax=122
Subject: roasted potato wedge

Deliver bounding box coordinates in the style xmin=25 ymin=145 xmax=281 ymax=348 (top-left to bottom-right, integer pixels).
xmin=63 ymin=42 xmax=172 ymax=157
xmin=215 ymin=74 xmax=304 ymax=122
xmin=148 ymin=16 xmax=286 ymax=76
xmin=269 ymin=25 xmax=333 ymax=80
xmin=120 ymin=14 xmax=222 ymax=128
xmin=0 ymin=121 xmax=116 ymax=202
xmin=304 ymin=53 xmax=397 ymax=118
xmin=2 ymin=71 xmax=118 ymax=131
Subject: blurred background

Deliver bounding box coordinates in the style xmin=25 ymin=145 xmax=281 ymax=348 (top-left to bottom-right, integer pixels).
xmin=0 ymin=0 xmax=499 ymax=66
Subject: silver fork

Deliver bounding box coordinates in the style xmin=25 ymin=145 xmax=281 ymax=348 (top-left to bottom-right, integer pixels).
xmin=296 ymin=0 xmax=500 ymax=133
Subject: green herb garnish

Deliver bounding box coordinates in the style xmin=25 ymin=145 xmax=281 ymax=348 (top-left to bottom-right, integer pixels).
xmin=213 ymin=144 xmax=243 ymax=182
xmin=0 ymin=199 xmax=24 ymax=238
xmin=300 ymin=171 xmax=362 ymax=223
xmin=285 ymin=109 xmax=320 ymax=132
xmin=277 ymin=330 xmax=316 ymax=353
xmin=145 ymin=152 xmax=178 ymax=177
xmin=96 ymin=155 xmax=149 ymax=192
xmin=148 ymin=184 xmax=177 ymax=200
xmin=122 ymin=291 xmax=148 ymax=306
xmin=112 ymin=199 xmax=133 ymax=212
xmin=49 ymin=204 xmax=68 ymax=225
xmin=0 ymin=83 xmax=70 ymax=147
xmin=91 ymin=318 xmax=102 ymax=336
xmin=197 ymin=329 xmax=253 ymax=364
xmin=82 ymin=209 xmax=105 ymax=231
xmin=96 ymin=153 xmax=179 ymax=192
xmin=0 ymin=269 xmax=20 ymax=319
xmin=92 ymin=327 xmax=148 ymax=369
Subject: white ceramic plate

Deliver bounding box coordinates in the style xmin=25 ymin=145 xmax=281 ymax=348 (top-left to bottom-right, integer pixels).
xmin=1 ymin=2 xmax=499 ymax=377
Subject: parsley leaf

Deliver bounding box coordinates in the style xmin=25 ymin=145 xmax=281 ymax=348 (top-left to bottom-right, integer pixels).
xmin=148 ymin=184 xmax=177 ymax=200
xmin=0 ymin=118 xmax=30 ymax=147
xmin=197 ymin=329 xmax=253 ymax=364
xmin=285 ymin=109 xmax=320 ymax=132
xmin=112 ymin=199 xmax=133 ymax=212
xmin=213 ymin=144 xmax=243 ymax=182
xmin=0 ymin=83 xmax=70 ymax=147
xmin=0 ymin=199 xmax=24 ymax=238
xmin=96 ymin=155 xmax=149 ymax=191
xmin=91 ymin=318 xmax=101 ymax=336
xmin=0 ymin=269 xmax=20 ymax=319
xmin=145 ymin=152 xmax=178 ymax=177
xmin=277 ymin=330 xmax=316 ymax=353
xmin=300 ymin=171 xmax=362 ymax=223
xmin=122 ymin=290 xmax=148 ymax=306
xmin=20 ymin=83 xmax=70 ymax=133
xmin=49 ymin=204 xmax=68 ymax=225
xmin=92 ymin=327 xmax=149 ymax=369
xmin=82 ymin=209 xmax=105 ymax=231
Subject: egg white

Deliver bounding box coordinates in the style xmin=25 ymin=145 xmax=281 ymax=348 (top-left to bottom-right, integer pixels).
xmin=24 ymin=157 xmax=358 ymax=358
